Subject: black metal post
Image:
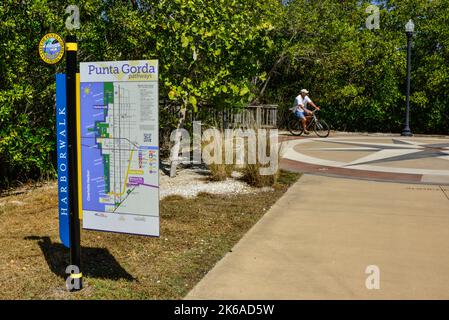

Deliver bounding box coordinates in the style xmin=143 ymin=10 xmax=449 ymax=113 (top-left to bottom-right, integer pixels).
xmin=402 ymin=31 xmax=413 ymax=136
xmin=66 ymin=35 xmax=82 ymax=290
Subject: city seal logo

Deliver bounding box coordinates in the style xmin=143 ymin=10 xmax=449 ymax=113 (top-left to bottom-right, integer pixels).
xmin=38 ymin=33 xmax=65 ymax=64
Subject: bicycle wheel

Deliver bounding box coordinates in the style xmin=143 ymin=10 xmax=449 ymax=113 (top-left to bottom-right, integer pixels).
xmin=288 ymin=117 xmax=304 ymax=136
xmin=313 ymin=119 xmax=330 ymax=138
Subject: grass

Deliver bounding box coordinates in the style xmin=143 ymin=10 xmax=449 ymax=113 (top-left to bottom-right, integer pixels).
xmin=204 ymin=128 xmax=283 ymax=186
xmin=241 ymin=128 xmax=284 ymax=187
xmin=0 ymin=170 xmax=300 ymax=299
xmin=208 ymin=163 xmax=235 ymax=181
xmin=202 ymin=135 xmax=235 ymax=181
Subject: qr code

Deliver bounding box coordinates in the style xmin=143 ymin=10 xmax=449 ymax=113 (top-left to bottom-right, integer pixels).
xmin=144 ymin=133 xmax=152 ymax=142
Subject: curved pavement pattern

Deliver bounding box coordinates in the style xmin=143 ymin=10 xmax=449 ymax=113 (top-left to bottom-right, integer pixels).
xmin=280 ymin=136 xmax=449 ymax=185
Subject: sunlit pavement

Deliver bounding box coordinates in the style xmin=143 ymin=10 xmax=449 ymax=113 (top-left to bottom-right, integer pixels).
xmin=186 ymin=133 xmax=449 ymax=300
xmin=279 ymin=133 xmax=449 ymax=185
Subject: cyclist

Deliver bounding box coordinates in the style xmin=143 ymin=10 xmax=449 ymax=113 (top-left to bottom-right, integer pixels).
xmin=291 ymin=89 xmax=320 ymax=134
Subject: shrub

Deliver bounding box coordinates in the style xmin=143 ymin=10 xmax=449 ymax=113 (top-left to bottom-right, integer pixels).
xmin=202 ymin=132 xmax=235 ymax=181
xmin=208 ymin=163 xmax=235 ymax=181
xmin=240 ymin=128 xmax=281 ymax=188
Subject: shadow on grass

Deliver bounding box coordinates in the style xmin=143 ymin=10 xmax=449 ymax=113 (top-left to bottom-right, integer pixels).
xmin=24 ymin=236 xmax=135 ymax=281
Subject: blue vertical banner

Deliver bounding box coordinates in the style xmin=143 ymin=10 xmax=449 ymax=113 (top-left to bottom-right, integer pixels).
xmin=56 ymin=73 xmax=70 ymax=248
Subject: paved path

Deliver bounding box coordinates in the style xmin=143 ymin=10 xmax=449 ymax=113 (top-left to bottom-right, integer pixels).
xmin=186 ymin=174 xmax=449 ymax=300
xmin=186 ymin=134 xmax=449 ymax=299
xmin=280 ymin=134 xmax=449 ymax=185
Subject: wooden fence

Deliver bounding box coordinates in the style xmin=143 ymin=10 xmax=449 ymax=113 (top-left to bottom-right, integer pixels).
xmin=229 ymin=105 xmax=278 ymax=128
xmin=159 ymin=101 xmax=279 ymax=129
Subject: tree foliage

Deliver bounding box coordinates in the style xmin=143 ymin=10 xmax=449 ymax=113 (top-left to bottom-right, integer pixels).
xmin=0 ymin=0 xmax=448 ymax=187
xmin=261 ymin=0 xmax=449 ymax=133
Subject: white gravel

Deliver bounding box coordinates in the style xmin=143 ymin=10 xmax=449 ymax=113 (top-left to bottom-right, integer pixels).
xmin=159 ymin=166 xmax=272 ymax=199
xmin=0 ymin=167 xmax=272 ymax=202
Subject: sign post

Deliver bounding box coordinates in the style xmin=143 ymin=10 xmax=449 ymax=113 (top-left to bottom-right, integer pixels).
xmin=42 ymin=8 xmax=160 ymax=290
xmin=66 ymin=35 xmax=82 ymax=291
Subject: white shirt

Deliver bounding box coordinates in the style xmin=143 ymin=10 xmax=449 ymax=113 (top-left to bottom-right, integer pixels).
xmin=292 ymin=95 xmax=312 ymax=112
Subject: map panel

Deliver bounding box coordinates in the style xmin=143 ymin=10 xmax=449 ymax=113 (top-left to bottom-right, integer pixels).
xmin=80 ymin=60 xmax=159 ymax=236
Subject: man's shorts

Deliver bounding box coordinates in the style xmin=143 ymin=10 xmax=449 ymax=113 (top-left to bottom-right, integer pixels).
xmin=294 ymin=110 xmax=306 ymax=120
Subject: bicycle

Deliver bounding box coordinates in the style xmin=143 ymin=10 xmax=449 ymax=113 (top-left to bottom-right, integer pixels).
xmin=287 ymin=108 xmax=330 ymax=137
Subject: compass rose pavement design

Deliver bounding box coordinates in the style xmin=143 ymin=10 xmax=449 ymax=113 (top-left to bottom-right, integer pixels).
xmin=280 ymin=136 xmax=449 ymax=185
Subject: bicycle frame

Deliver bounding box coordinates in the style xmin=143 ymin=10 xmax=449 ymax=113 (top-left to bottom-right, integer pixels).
xmin=288 ymin=108 xmax=329 ymax=138
xmin=304 ymin=110 xmax=318 ymax=130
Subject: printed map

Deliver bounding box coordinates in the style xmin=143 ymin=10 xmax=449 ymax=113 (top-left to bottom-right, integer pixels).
xmin=80 ymin=60 xmax=159 ymax=236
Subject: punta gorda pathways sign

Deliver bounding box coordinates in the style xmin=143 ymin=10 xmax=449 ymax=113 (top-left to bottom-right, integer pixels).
xmin=56 ymin=60 xmax=160 ymax=246
xmin=79 ymin=60 xmax=160 ymax=236
xmin=82 ymin=60 xmax=157 ymax=81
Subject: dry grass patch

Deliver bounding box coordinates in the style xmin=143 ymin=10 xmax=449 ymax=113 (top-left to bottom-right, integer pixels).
xmin=0 ymin=171 xmax=300 ymax=299
xmin=208 ymin=163 xmax=235 ymax=181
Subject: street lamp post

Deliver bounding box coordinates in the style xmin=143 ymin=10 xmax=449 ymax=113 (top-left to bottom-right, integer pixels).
xmin=402 ymin=19 xmax=414 ymax=137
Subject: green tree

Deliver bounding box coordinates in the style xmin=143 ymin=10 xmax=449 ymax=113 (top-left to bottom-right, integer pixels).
xmin=1 ymin=0 xmax=448 ymax=188
xmin=0 ymin=0 xmax=104 ymax=187
xmin=260 ymin=0 xmax=449 ymax=134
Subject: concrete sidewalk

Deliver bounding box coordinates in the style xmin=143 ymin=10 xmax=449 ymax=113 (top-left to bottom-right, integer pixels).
xmin=186 ymin=174 xmax=449 ymax=299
